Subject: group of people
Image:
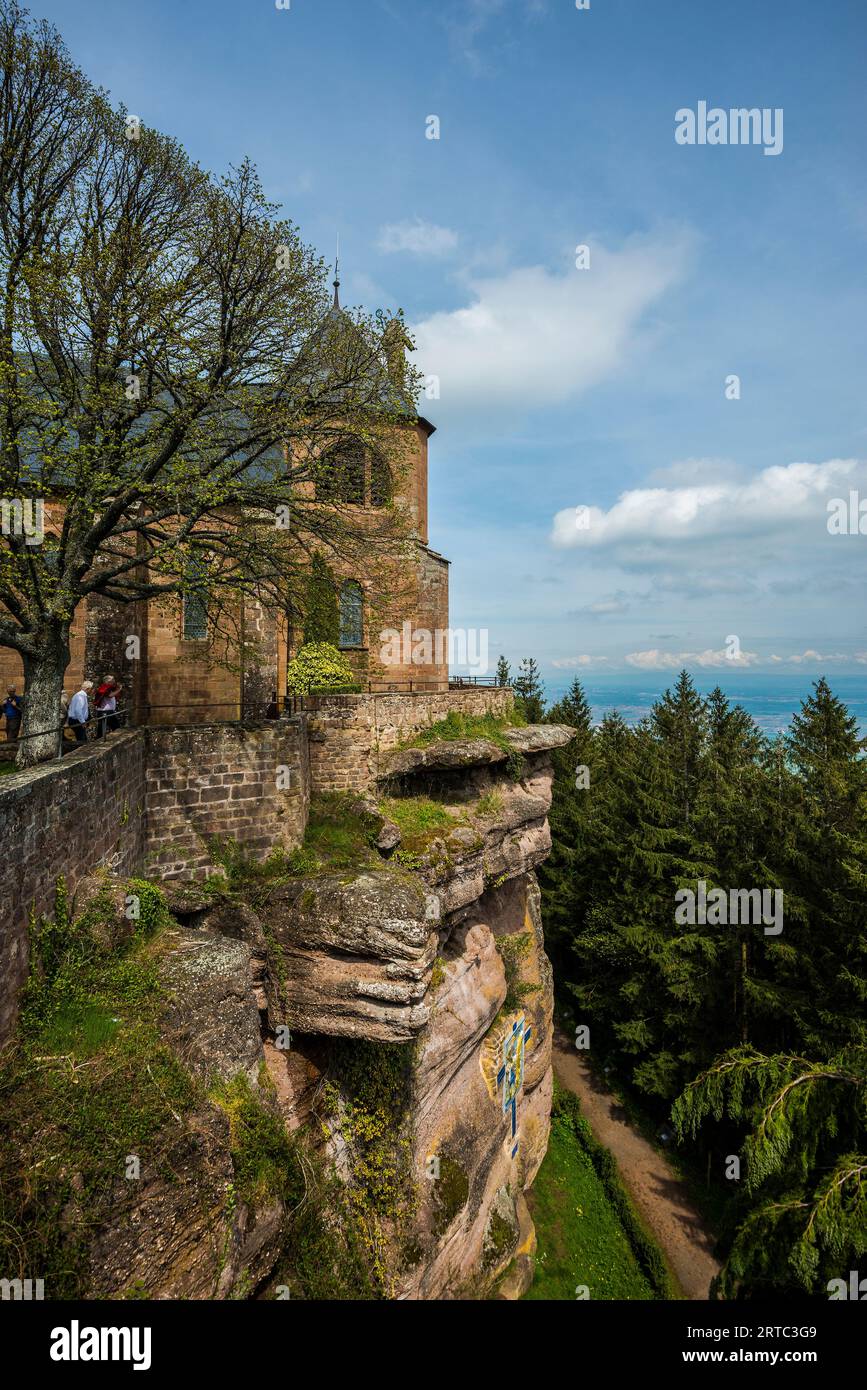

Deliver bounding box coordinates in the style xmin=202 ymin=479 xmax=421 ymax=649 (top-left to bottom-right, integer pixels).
xmin=2 ymin=676 xmax=124 ymax=746
xmin=67 ymin=676 xmax=124 ymax=743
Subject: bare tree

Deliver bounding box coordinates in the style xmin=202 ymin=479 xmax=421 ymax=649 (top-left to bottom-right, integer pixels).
xmin=0 ymin=2 xmax=419 ymax=764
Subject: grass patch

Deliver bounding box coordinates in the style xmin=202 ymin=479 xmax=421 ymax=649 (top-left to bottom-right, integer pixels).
xmin=269 ymin=1143 xmax=380 ymax=1301
xmin=475 ymin=790 xmax=504 ymax=818
xmin=523 ymin=1093 xmax=655 ymax=1301
xmin=379 ymin=785 xmax=508 ymax=858
xmin=524 ymin=1085 xmax=675 ymax=1301
xmin=380 ymin=795 xmax=463 ymax=853
xmin=323 ymin=1038 xmax=416 ymax=1295
xmin=402 ymin=708 xmax=524 ymax=752
xmin=298 ymin=794 xmax=381 ymax=872
xmin=0 ymin=878 xmax=199 ymax=1297
xmin=209 ymin=794 xmax=383 ymax=890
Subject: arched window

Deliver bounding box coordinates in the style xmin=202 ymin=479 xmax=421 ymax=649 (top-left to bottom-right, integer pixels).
xmin=369 ymin=452 xmax=392 ymax=508
xmin=316 ymin=440 xmax=365 ymax=505
xmin=339 ymin=580 xmax=364 ymax=648
xmin=182 ymin=552 xmax=208 ymax=641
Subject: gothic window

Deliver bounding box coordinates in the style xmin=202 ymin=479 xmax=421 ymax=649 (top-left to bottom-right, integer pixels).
xmin=182 ymin=552 xmax=208 ymax=641
xmin=339 ymin=580 xmax=364 ymax=648
xmin=316 ymin=439 xmax=366 ymax=505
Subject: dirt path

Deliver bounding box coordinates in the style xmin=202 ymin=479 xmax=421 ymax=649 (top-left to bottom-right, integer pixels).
xmin=553 ymin=1031 xmax=721 ymax=1300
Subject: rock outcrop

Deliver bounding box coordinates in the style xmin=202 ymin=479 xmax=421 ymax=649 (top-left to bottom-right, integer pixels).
xmin=28 ymin=720 xmax=571 ymax=1301
xmin=378 ymin=723 xmax=574 ymax=780
xmin=259 ymin=871 xmax=440 ymax=1042
xmin=399 ymin=874 xmax=554 ymax=1297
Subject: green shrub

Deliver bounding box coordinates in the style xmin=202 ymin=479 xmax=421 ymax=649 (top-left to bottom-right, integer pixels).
xmin=286 ymin=642 xmax=360 ymax=695
xmin=495 ymin=932 xmax=541 ymax=1013
xmin=211 ymin=1073 xmax=305 ymax=1208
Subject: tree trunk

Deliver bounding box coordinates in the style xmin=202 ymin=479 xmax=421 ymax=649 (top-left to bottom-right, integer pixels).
xmin=17 ymin=626 xmax=71 ymax=768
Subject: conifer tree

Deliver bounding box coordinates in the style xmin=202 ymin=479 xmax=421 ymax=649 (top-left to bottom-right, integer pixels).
xmin=495 ymin=654 xmax=511 ymax=687
xmin=781 ymin=679 xmax=867 ymax=1053
xmin=674 ymin=1045 xmax=867 ymax=1296
xmin=539 ymin=678 xmax=595 ymax=972
xmin=513 ymin=657 xmax=545 ymax=722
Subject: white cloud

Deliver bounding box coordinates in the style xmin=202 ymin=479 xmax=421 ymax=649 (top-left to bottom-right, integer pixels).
xmin=377 ymin=219 xmax=458 ymax=257
xmin=770 ymin=649 xmax=853 ymax=665
xmin=552 ymin=458 xmax=867 ymax=550
xmin=411 ymin=231 xmax=690 ymax=414
xmin=551 ymin=655 xmax=609 ymax=668
xmin=586 ymin=597 xmax=630 ymax=615
xmin=625 ymin=648 xmax=761 ymax=670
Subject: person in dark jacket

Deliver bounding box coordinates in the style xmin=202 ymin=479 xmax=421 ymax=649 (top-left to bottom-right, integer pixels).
xmin=3 ymin=686 xmax=22 ymax=742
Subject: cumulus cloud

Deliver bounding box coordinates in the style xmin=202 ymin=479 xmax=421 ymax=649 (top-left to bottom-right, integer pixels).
xmin=551 ymin=655 xmax=609 ymax=668
xmin=551 ymin=458 xmax=867 ymax=550
xmin=569 ymin=591 xmax=633 ymax=616
xmin=377 ymin=219 xmax=458 ymax=257
xmin=769 ymin=650 xmax=857 ymax=665
xmin=625 ymin=648 xmax=761 ymax=670
xmin=411 ymin=231 xmax=690 ymax=414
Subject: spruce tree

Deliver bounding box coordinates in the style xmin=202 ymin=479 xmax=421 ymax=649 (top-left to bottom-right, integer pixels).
xmin=548 ymin=675 xmax=593 ymax=734
xmin=495 ymin=654 xmax=511 ymax=687
xmin=782 ymin=679 xmax=867 ymax=1053
xmin=513 ymin=657 xmax=545 ymax=722
xmin=674 ymin=1044 xmax=867 ymax=1297
xmin=539 ymin=678 xmax=596 ymax=974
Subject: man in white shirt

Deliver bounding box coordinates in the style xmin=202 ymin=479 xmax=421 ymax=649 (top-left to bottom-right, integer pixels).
xmin=67 ymin=681 xmax=93 ymax=743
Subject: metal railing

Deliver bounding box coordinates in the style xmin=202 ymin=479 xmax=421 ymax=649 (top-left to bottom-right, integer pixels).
xmin=1 ymin=706 xmax=132 ymax=763
xmin=2 ymin=678 xmax=512 ymax=767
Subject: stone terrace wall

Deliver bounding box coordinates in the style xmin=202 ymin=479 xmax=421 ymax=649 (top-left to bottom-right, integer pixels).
xmin=144 ymin=718 xmax=310 ymax=880
xmin=306 ymin=686 xmax=514 ymax=793
xmin=0 ymin=730 xmax=146 ymax=1046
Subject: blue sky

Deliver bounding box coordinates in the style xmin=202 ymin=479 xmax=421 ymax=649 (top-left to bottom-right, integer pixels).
xmin=35 ymin=0 xmax=867 ymax=681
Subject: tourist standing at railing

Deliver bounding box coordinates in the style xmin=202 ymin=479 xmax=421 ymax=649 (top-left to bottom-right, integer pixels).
xmin=3 ymin=686 xmax=22 ymax=742
xmin=94 ymin=675 xmax=122 ymax=739
xmin=67 ymin=681 xmax=93 ymax=743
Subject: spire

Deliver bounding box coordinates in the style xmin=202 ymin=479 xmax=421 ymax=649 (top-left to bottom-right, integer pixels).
xmin=332 ymin=234 xmax=340 ymax=310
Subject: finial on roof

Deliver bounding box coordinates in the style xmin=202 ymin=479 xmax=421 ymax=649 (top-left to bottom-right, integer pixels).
xmin=332 ymin=234 xmax=340 ymax=309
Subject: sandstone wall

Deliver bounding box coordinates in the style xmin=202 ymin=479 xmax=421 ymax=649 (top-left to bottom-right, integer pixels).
xmin=306 ymin=685 xmax=514 ymax=793
xmin=0 ymin=730 xmax=146 ymax=1046
xmin=144 ymin=719 xmax=310 ymax=880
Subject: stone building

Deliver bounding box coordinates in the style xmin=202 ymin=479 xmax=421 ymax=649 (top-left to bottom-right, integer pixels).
xmin=0 ymin=278 xmax=451 ymax=725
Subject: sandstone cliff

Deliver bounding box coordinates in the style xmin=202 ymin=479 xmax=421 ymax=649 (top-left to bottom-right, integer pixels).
xmin=3 ymin=721 xmax=572 ymax=1300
